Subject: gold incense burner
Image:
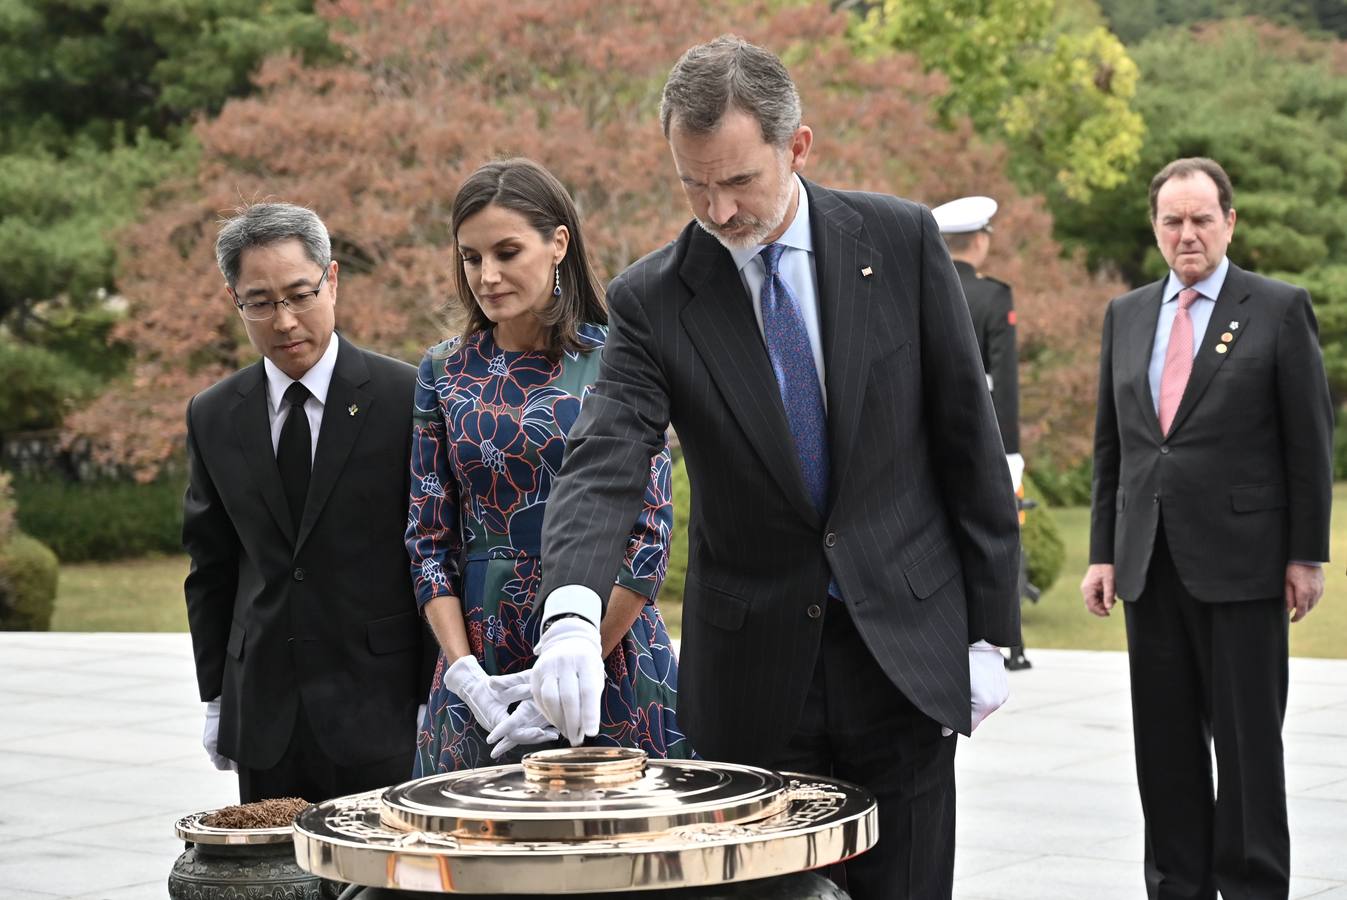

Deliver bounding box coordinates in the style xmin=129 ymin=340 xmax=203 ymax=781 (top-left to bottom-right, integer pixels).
xmin=293 ymin=747 xmax=876 ymax=895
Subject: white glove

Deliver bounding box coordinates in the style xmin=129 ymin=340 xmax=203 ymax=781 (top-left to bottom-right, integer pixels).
xmin=443 ymin=656 xmax=532 ymax=735
xmin=969 ymin=640 xmax=1010 ymax=731
xmin=940 ymin=642 xmax=1012 ymax=737
xmin=202 ymin=698 xmax=236 ymax=772
xmin=486 ymin=697 xmax=561 ymax=759
xmin=1006 ymin=453 xmax=1025 ymax=494
xmin=530 ymin=617 xmax=604 ymax=747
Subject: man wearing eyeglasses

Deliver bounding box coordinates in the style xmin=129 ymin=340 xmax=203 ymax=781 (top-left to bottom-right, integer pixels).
xmin=182 ymin=202 xmax=426 ymax=802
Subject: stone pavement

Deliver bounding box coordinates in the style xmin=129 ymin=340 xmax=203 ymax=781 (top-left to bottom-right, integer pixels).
xmin=0 ymin=633 xmax=1344 ymax=899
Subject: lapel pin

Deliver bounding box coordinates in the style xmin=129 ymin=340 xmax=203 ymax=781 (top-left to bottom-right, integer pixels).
xmin=1215 ymin=344 xmax=1228 ymax=354
xmin=861 ymin=266 xmax=873 ymax=277
xmin=1229 ymin=321 xmax=1240 ymax=330
xmin=348 ymin=404 xmax=359 ymax=416
xmin=1221 ymin=332 xmax=1234 ymax=343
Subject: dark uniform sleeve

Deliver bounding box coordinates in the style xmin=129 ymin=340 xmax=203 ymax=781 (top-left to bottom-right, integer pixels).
xmin=983 ymin=279 xmax=1020 ymax=454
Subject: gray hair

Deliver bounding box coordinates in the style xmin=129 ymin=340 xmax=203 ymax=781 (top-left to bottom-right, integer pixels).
xmin=215 ymin=202 xmax=331 ymax=289
xmin=1149 ymin=157 xmax=1235 ymax=221
xmin=659 ymin=35 xmax=802 ymax=147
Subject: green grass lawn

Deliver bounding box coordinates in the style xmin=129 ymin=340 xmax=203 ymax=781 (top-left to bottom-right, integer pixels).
xmin=47 ymin=490 xmax=1347 ymax=658
xmin=51 ymin=554 xmax=190 ymax=632
xmin=1028 ymin=488 xmax=1347 ymax=659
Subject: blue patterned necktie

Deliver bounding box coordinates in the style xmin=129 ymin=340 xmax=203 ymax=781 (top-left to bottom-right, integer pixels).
xmin=759 ymin=242 xmax=829 ymax=514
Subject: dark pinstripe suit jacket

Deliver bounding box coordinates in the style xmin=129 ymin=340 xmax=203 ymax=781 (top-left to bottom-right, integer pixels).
xmin=540 ymin=181 xmax=1021 ymax=760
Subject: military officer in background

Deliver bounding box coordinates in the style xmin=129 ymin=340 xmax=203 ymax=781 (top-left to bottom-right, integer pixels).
xmin=934 ymin=195 xmax=1030 ymax=670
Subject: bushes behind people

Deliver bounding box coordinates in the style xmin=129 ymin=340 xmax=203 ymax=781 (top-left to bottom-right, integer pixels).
xmin=12 ymin=474 xmax=184 ymax=562
xmin=1022 ymin=474 xmax=1066 ymax=595
xmin=0 ymin=472 xmax=59 ymax=631
xmin=0 ymin=533 xmax=59 ymax=630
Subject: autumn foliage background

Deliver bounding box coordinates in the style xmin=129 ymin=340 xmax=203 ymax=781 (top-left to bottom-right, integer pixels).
xmin=66 ymin=0 xmax=1123 ymax=479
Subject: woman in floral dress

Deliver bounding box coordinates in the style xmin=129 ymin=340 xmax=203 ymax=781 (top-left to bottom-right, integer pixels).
xmin=406 ymin=158 xmax=692 ymax=774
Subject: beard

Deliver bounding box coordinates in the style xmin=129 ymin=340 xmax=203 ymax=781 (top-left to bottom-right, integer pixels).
xmin=694 ymin=167 xmax=796 ymax=252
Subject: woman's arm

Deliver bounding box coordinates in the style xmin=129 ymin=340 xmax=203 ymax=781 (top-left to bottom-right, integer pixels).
xmin=600 ymin=584 xmax=648 ymax=658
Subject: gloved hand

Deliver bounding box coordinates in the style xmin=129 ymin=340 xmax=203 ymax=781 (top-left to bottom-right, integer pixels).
xmin=443 ymin=655 xmax=532 ymax=735
xmin=530 ymin=617 xmax=604 ymax=747
xmin=1006 ymin=453 xmax=1025 ymax=494
xmin=486 ymin=697 xmax=561 ymax=759
xmin=969 ymin=640 xmax=1010 ymax=731
xmin=202 ymin=698 xmax=236 ymax=772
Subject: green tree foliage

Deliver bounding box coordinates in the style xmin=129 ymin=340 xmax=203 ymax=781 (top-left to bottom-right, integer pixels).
xmin=0 ymin=0 xmax=331 ymax=443
xmin=856 ymin=0 xmax=1145 ymax=202
xmin=0 ymin=0 xmax=335 ymax=151
xmin=1053 ymin=21 xmax=1347 ymax=392
xmin=75 ymin=0 xmax=1123 ymax=480
xmin=1097 ymin=0 xmax=1347 ymax=44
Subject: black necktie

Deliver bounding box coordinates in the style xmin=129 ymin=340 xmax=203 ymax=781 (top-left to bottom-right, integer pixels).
xmin=276 ymin=382 xmax=312 ymax=529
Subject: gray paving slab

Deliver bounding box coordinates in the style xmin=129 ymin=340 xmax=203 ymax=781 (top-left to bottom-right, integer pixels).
xmin=0 ymin=836 xmax=170 ymax=897
xmin=0 ymin=634 xmax=1342 ymax=900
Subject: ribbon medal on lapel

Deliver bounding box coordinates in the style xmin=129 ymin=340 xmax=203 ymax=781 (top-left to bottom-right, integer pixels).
xmin=1214 ymin=321 xmax=1240 ymax=355
xmin=860 ymin=266 xmax=873 ymax=278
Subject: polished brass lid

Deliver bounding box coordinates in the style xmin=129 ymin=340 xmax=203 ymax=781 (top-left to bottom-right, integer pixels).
xmin=380 ymin=747 xmax=787 ymax=841
xmin=293 ymin=747 xmax=877 ymax=894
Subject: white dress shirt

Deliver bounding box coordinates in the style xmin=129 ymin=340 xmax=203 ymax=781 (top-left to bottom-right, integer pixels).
xmin=262 ymin=332 xmax=340 ymax=462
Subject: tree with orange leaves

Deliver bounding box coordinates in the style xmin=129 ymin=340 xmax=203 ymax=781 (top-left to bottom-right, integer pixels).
xmin=69 ymin=0 xmax=1123 ymax=482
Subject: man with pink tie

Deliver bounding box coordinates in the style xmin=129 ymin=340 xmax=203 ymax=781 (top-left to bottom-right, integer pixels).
xmin=1081 ymin=157 xmax=1333 ymax=900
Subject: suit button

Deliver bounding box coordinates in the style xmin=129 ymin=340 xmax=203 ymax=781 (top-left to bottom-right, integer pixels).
xmin=1160 ymin=446 xmax=1170 ymax=455
xmin=806 ymin=604 xmax=823 ymax=619
xmin=824 ymin=532 xmax=838 ymax=548
xmin=1152 ymin=494 xmax=1159 ymax=504
xmin=293 ymin=567 xmax=306 ymax=582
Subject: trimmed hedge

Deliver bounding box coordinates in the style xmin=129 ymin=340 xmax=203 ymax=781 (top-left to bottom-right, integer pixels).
xmin=0 ymin=531 xmax=59 ymax=630
xmin=1029 ymin=457 xmax=1093 ymax=507
xmin=1022 ymin=473 xmax=1066 ymax=595
xmin=12 ymin=475 xmax=184 ymax=562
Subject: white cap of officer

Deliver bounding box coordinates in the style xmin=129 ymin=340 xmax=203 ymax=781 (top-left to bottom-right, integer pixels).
xmin=932 ymin=195 xmax=998 ymax=234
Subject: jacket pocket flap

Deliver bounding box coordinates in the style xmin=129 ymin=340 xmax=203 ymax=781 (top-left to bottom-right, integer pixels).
xmin=366 ymin=611 xmax=421 ymax=655
xmin=690 ymin=580 xmax=751 ymax=632
xmin=904 ymin=540 xmax=961 ymax=600
xmin=1230 ymin=483 xmax=1287 ymax=513
xmin=226 ymin=621 xmax=246 ymax=660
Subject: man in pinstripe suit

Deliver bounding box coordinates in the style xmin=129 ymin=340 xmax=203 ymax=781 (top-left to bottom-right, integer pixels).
xmin=527 ymin=36 xmax=1021 ymax=899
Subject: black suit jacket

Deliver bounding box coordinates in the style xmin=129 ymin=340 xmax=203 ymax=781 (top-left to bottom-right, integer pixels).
xmin=183 ymin=337 xmax=425 ymax=769
xmin=953 ymin=260 xmax=1019 ymax=454
xmin=1089 ymin=264 xmax=1333 ymax=603
xmin=540 ymin=182 xmax=1021 ymax=760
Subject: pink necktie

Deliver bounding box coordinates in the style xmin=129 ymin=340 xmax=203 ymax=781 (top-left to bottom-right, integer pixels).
xmin=1158 ymin=288 xmax=1200 ymax=435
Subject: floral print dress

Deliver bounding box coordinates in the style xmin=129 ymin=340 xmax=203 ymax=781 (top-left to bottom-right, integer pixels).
xmin=406 ymin=323 xmax=692 ymax=774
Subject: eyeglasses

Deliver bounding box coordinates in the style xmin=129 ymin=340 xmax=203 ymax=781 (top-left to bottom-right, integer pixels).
xmin=233 ymin=265 xmax=331 ymax=321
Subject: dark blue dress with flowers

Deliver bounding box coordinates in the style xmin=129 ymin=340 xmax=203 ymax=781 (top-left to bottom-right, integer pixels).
xmin=406 ymin=323 xmax=692 ymax=774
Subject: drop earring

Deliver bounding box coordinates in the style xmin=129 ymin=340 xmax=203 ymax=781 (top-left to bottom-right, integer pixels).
xmin=553 ymin=266 xmax=562 ymax=297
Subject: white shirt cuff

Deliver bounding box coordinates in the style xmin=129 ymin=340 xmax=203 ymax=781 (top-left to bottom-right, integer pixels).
xmin=970 ymin=640 xmax=999 ymax=650
xmin=542 ymin=584 xmax=602 ymax=627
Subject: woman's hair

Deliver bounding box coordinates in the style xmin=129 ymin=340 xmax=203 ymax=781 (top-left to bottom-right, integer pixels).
xmin=450 ymin=158 xmax=607 ymax=357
